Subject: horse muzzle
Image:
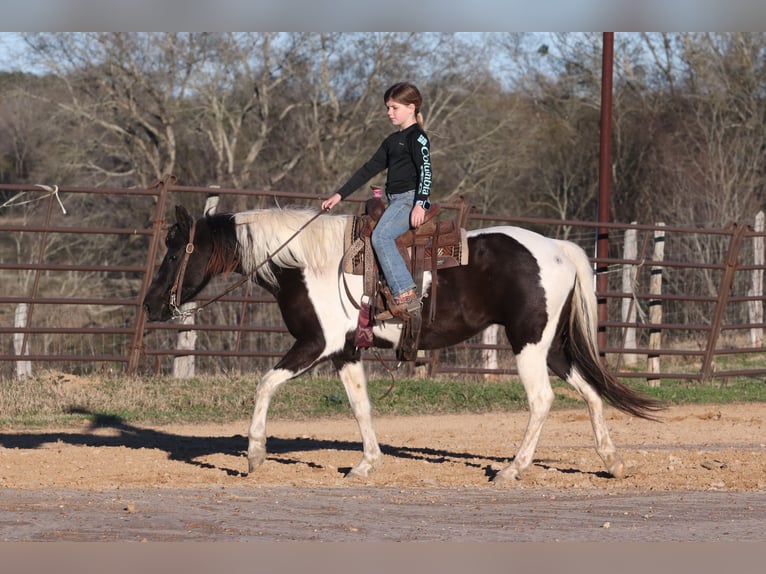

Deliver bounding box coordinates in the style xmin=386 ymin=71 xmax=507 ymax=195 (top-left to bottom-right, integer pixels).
xmin=142 ymin=299 xmax=172 ymax=322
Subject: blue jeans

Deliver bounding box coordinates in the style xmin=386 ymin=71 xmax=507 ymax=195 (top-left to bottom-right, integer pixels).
xmin=371 ymin=190 xmax=416 ymax=297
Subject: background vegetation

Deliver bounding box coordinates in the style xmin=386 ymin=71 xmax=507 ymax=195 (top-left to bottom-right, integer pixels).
xmin=3 ymin=32 xmax=766 ymax=382
xmin=3 ymin=33 xmax=765 ymax=224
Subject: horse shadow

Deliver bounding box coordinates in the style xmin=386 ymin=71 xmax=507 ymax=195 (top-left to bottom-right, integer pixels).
xmin=0 ymin=409 xmax=606 ymax=481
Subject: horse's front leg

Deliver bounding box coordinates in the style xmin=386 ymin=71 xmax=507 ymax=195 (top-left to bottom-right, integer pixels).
xmin=247 ymin=336 xmax=324 ymax=472
xmin=335 ymin=358 xmax=382 ymax=478
xmin=247 ymin=367 xmax=295 ymax=472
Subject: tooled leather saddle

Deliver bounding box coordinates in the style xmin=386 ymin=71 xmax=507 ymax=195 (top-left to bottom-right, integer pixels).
xmin=343 ymin=196 xmax=471 ymax=358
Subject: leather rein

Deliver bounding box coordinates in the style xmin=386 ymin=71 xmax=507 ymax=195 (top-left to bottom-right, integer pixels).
xmin=168 ymin=209 xmax=327 ymax=320
xmin=166 ymin=206 xmax=404 ymax=395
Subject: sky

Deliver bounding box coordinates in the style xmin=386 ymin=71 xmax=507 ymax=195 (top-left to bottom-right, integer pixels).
xmin=0 ymin=33 xmax=25 ymax=71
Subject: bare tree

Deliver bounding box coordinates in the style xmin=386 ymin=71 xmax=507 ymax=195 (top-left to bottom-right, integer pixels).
xmin=21 ymin=32 xmax=217 ymax=187
xmin=186 ymin=33 xmax=314 ymax=190
xmin=616 ymin=32 xmax=766 ymax=331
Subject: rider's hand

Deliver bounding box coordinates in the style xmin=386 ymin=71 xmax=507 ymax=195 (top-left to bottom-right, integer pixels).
xmin=410 ymin=204 xmax=427 ymax=227
xmin=322 ymin=193 xmax=342 ymax=211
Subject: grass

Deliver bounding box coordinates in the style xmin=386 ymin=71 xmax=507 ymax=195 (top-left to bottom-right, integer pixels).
xmin=0 ymin=370 xmax=763 ymax=428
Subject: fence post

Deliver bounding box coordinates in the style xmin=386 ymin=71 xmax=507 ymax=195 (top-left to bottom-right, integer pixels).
xmin=172 ymin=193 xmax=219 ymax=378
xmin=748 ymin=211 xmax=764 ymax=348
xmin=127 ymin=175 xmax=174 ymax=375
xmin=647 ymin=223 xmax=665 ymax=386
xmin=621 ymin=224 xmax=638 ymax=366
xmin=172 ymin=309 xmax=198 ymax=378
xmin=481 ymin=324 xmax=500 ymax=378
xmin=13 ymin=303 xmax=32 ymax=380
xmin=701 ymin=223 xmax=748 ymax=381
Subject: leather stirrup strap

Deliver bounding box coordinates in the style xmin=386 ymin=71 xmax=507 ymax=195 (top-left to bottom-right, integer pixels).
xmin=340 ymin=238 xmax=365 ymax=310
xmin=429 ymin=226 xmax=439 ymax=323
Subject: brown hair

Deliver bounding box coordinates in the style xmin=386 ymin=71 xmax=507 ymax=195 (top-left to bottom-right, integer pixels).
xmin=384 ymin=82 xmax=424 ymax=128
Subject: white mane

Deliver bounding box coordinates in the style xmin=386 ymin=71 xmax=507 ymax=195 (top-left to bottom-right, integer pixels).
xmin=234 ymin=207 xmax=349 ymax=286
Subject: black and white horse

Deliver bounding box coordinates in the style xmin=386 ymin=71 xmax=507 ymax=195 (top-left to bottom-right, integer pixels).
xmin=143 ymin=204 xmax=661 ymax=483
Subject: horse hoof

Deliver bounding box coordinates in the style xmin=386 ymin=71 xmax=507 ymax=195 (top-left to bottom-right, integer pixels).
xmin=492 ymin=467 xmax=521 ymax=484
xmin=609 ymin=460 xmax=626 ymax=479
xmin=345 ymin=466 xmax=371 ymax=479
xmin=345 ymin=468 xmax=367 ymax=480
xmin=345 ymin=460 xmax=376 ymax=479
xmin=609 ymin=461 xmax=637 ymax=479
xmin=247 ymin=453 xmax=266 ymax=474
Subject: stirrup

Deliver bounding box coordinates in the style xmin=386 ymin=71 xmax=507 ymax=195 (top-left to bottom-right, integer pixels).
xmin=375 ymin=303 xmax=419 ymax=321
xmin=375 ymin=289 xmax=421 ymax=321
xmin=375 ymin=309 xmax=395 ymax=321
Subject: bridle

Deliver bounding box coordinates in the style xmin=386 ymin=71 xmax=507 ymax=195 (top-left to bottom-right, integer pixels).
xmin=168 ymin=218 xmax=196 ymax=318
xmin=167 ymin=209 xmax=327 ymax=320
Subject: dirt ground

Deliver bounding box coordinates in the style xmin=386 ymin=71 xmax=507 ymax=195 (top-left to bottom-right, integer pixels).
xmin=1 ymin=403 xmax=764 ymax=541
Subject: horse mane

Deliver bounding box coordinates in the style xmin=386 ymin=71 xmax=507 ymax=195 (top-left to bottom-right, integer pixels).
xmin=232 ymin=207 xmax=348 ymax=286
xmin=204 ymin=213 xmax=242 ymax=276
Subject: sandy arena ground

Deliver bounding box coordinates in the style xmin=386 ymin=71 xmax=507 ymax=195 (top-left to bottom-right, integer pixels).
xmin=0 ymin=403 xmax=764 ymax=541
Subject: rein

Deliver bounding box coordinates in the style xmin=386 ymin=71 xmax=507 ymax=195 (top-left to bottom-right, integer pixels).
xmin=169 ymin=209 xmax=327 ymax=320
xmin=167 ymin=206 xmax=403 ymax=398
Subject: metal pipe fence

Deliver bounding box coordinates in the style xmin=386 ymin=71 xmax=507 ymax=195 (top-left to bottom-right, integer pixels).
xmin=2 ymin=176 xmax=766 ymax=383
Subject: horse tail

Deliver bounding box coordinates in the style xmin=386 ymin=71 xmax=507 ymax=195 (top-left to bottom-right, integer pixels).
xmin=558 ymin=240 xmax=664 ymax=421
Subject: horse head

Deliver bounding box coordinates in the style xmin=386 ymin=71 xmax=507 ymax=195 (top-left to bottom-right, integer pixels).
xmin=142 ymin=204 xmax=215 ymax=322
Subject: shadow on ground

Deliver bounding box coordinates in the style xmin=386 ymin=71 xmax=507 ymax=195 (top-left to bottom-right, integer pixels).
xmin=0 ymin=408 xmax=531 ymax=479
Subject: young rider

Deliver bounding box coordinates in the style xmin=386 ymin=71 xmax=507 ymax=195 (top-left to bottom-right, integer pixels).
xmin=321 ymin=81 xmax=432 ymax=320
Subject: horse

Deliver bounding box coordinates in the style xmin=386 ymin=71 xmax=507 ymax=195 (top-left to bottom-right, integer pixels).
xmin=142 ymin=204 xmax=662 ymax=483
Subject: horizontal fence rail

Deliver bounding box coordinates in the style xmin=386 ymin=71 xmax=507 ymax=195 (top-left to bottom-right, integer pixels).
xmin=2 ymin=176 xmax=766 ymax=384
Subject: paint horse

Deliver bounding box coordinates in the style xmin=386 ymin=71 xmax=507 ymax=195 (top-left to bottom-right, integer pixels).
xmin=142 ymin=204 xmax=662 ymax=483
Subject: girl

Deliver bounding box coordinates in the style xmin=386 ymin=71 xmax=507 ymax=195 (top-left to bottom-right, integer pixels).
xmin=321 ymin=82 xmax=432 ymax=320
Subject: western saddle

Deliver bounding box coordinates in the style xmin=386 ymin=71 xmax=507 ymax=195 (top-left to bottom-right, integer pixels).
xmin=343 ymin=196 xmax=472 ymax=361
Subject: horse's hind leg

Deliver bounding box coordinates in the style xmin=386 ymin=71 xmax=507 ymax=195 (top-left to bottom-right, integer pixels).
xmin=336 ymin=359 xmax=382 ymax=478
xmin=566 ymin=368 xmax=626 ymax=478
xmin=493 ymin=344 xmax=555 ymax=483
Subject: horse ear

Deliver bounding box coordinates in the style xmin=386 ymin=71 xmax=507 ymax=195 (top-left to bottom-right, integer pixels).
xmin=174 ymin=205 xmax=194 ymax=233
